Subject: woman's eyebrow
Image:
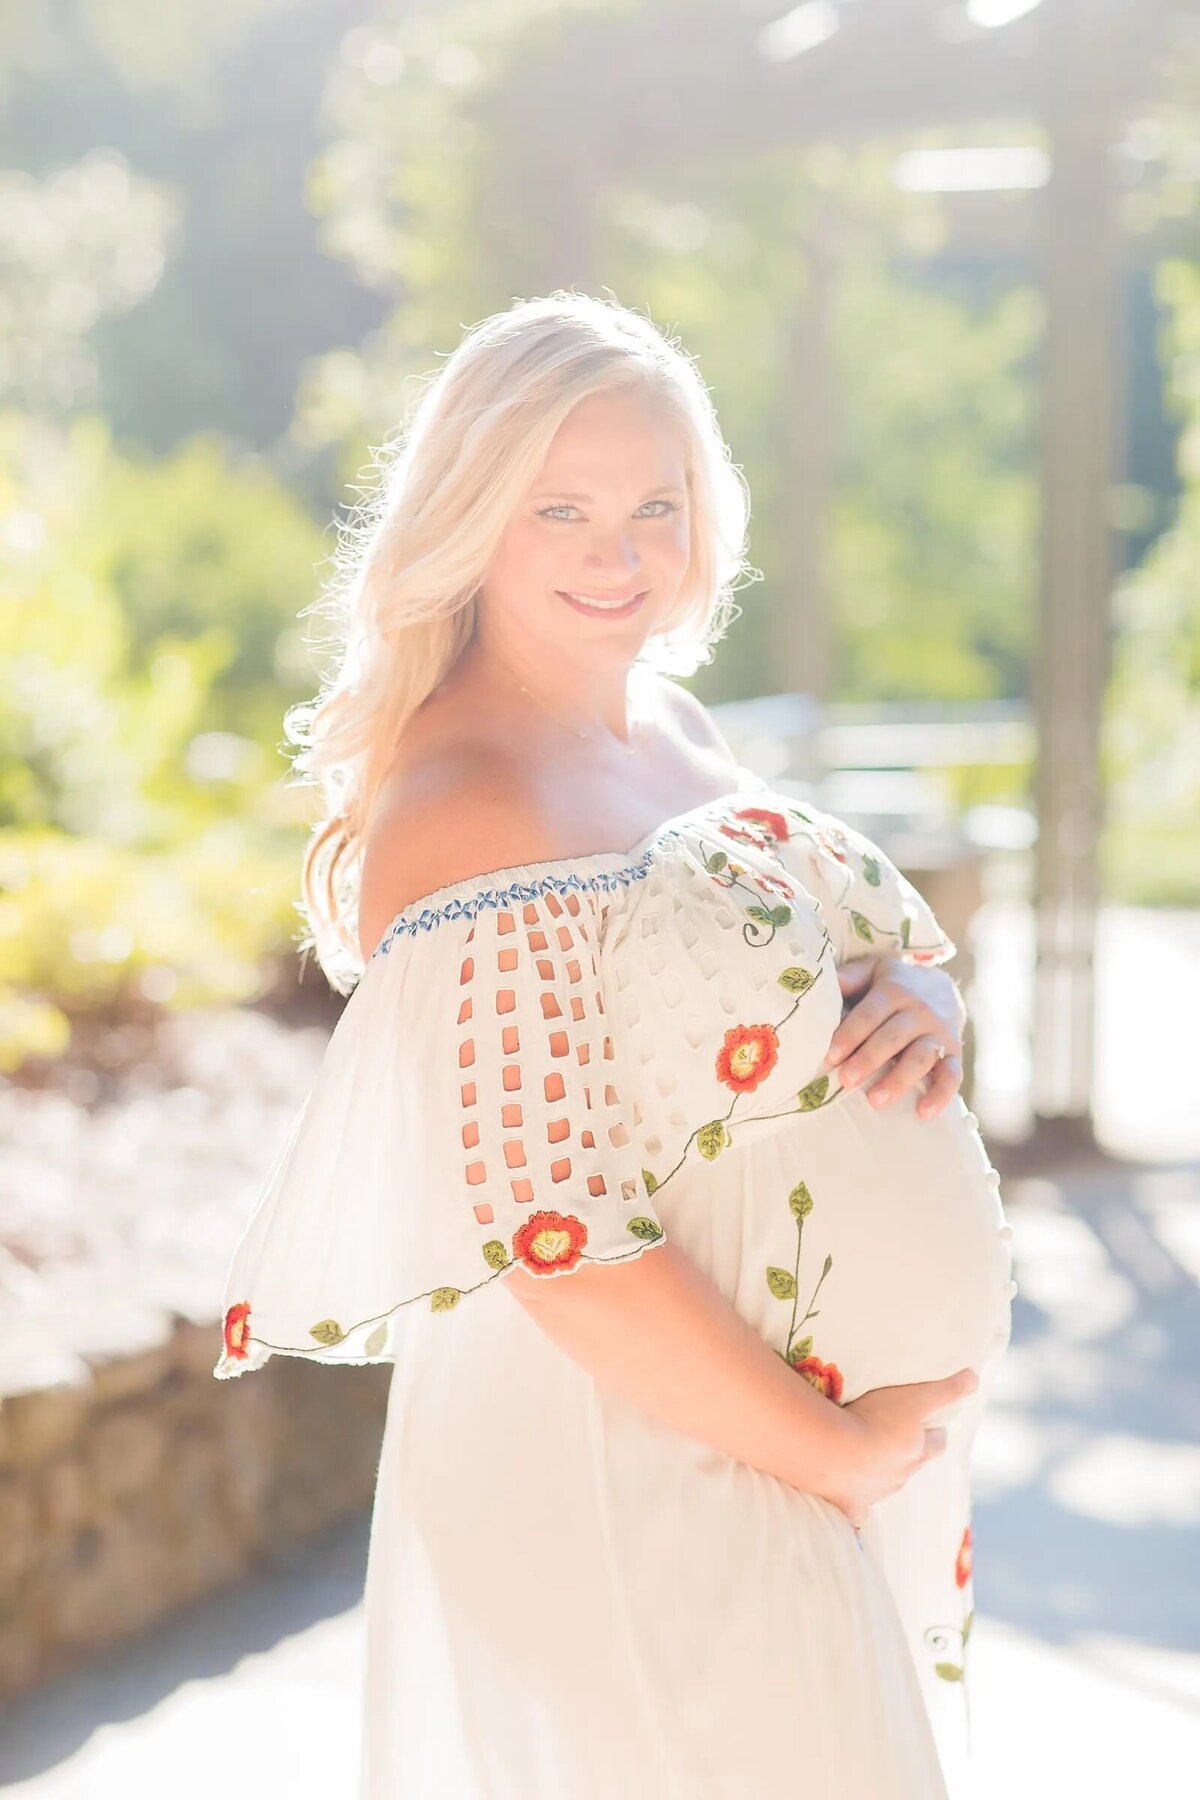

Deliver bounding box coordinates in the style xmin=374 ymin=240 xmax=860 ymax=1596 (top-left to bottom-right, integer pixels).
xmin=532 ymin=484 xmax=685 ymax=500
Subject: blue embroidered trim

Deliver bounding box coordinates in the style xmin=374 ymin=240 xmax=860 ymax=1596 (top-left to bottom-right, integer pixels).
xmin=372 ymin=834 xmax=677 ymax=956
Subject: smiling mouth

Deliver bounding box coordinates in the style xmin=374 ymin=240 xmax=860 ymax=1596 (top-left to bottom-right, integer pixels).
xmin=556 ymin=589 xmax=648 ymax=615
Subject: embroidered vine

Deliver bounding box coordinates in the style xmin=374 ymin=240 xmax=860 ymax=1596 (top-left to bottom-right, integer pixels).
xmin=925 ymin=1521 xmax=974 ymax=1744
xmin=763 ymin=1173 xmax=842 ymax=1400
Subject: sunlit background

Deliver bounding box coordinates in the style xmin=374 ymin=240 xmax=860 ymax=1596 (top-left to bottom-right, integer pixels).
xmin=0 ymin=3 xmax=1198 ymax=1796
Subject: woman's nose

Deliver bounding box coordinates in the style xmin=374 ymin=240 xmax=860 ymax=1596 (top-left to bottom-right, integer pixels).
xmin=584 ymin=534 xmax=641 ymax=574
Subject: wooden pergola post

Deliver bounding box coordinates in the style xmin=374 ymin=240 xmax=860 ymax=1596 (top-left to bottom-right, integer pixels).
xmin=1029 ymin=3 xmax=1122 ymax=1151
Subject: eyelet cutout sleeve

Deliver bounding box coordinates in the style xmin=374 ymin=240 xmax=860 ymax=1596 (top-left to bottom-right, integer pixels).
xmin=214 ymin=878 xmax=666 ymax=1379
xmin=765 ymin=799 xmax=956 ymax=968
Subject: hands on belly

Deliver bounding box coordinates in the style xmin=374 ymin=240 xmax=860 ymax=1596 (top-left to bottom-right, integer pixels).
xmin=822 ymin=956 xmax=965 ymax=1119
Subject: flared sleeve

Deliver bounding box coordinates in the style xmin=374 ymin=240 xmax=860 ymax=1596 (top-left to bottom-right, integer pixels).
xmin=214 ymin=873 xmax=667 ymax=1379
xmin=760 ymin=793 xmax=957 ymax=969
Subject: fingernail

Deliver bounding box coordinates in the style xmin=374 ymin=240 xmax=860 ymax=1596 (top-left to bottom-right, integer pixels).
xmin=840 ymin=1068 xmax=858 ymax=1089
xmin=870 ymin=1087 xmax=890 ymax=1107
xmin=825 ymin=1046 xmax=843 ymax=1066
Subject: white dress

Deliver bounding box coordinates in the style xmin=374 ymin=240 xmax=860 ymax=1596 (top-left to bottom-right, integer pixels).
xmin=214 ymin=768 xmax=1015 ymax=1799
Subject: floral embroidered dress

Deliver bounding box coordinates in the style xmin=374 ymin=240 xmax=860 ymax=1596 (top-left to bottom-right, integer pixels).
xmin=215 ymin=768 xmax=1014 ymax=1800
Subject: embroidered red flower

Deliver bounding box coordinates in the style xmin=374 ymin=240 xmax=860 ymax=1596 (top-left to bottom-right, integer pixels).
xmin=513 ymin=1209 xmax=588 ymax=1274
xmin=750 ymin=870 xmax=796 ymax=899
xmin=731 ymin=805 xmax=791 ymax=843
xmin=790 ymin=1354 xmax=844 ymax=1403
xmin=955 ymin=1524 xmax=972 ymax=1588
xmin=717 ymin=821 xmax=773 ymax=851
xmin=716 ymin=1022 xmax=780 ymax=1093
xmin=814 ymin=829 xmax=850 ymax=863
xmin=223 ymin=1301 xmax=252 ymax=1361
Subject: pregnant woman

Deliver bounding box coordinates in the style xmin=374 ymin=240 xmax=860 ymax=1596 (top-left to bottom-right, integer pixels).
xmin=215 ymin=293 xmax=1014 ymax=1798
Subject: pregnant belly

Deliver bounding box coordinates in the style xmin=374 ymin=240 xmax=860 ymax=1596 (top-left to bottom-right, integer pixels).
xmin=684 ymin=1091 xmax=1016 ymax=1404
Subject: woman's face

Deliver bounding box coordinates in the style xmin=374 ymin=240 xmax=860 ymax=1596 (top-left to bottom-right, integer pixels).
xmin=481 ymin=386 xmax=691 ymax=664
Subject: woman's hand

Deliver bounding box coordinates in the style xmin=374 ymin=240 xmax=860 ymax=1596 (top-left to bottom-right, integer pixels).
xmin=824 ymin=1367 xmax=980 ymax=1531
xmin=823 ymin=956 xmax=965 ymax=1119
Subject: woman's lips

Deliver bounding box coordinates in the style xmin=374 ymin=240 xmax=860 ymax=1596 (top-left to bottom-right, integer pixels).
xmin=556 ymin=589 xmax=647 ymax=619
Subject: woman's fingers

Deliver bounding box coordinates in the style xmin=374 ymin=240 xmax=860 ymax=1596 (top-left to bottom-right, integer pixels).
xmin=865 ymin=1033 xmax=951 ymax=1108
xmin=824 ymin=980 xmax=903 ymax=1070
xmin=832 ymin=1007 xmax=930 ymax=1092
xmin=916 ymin=1054 xmax=963 ymax=1118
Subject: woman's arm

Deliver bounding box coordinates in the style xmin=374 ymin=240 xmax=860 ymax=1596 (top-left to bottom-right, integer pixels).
xmin=504 ymin=1236 xmax=862 ymax=1505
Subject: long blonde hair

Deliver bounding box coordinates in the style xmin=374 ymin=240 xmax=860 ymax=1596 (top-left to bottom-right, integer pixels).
xmin=286 ymin=291 xmax=755 ymax=993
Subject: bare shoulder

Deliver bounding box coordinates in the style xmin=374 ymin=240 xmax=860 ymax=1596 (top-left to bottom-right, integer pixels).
xmin=357 ymin=750 xmax=563 ymax=961
xmin=646 ymin=671 xmax=738 ymax=761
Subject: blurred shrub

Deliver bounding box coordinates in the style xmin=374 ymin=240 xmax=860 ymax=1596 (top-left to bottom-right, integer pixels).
xmin=0 ymin=410 xmax=324 ymax=1070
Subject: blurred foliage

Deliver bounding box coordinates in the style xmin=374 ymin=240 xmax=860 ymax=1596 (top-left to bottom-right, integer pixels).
xmin=0 ymin=0 xmax=1196 ymax=1070
xmin=1103 ymin=256 xmax=1200 ymax=904
xmin=0 ymin=411 xmax=324 ymax=1067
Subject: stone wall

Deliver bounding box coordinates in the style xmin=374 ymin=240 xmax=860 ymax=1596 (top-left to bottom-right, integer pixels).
xmin=0 ymin=1322 xmax=389 ymax=1703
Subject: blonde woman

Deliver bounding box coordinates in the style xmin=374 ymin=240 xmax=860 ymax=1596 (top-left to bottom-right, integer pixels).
xmin=215 ymin=293 xmax=1014 ymax=1799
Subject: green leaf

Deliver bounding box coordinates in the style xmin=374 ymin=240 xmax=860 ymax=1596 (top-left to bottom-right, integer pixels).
xmin=363 ymin=1321 xmax=388 ymax=1357
xmin=706 ymin=850 xmax=729 ymax=873
xmin=788 ymin=1180 xmax=814 ymax=1220
xmin=900 ymin=915 xmax=912 ymax=948
xmin=797 ymin=1075 xmax=830 ymax=1110
xmin=789 ymin=1333 xmax=813 ymax=1359
xmin=769 ymin=903 xmax=793 ymax=926
xmin=430 ymin=1287 xmax=461 ymax=1312
xmin=821 ymin=1253 xmax=832 ymax=1277
xmin=308 ymin=1318 xmax=345 ymax=1346
xmin=961 ymin=1608 xmax=974 ymax=1646
xmin=744 ymin=904 xmax=773 ymax=927
xmin=766 ymin=1266 xmax=798 ymax=1300
xmin=627 ymin=1216 xmax=664 ymax=1243
xmin=850 ymin=911 xmax=874 ymax=943
xmin=862 ymin=855 xmax=882 ymax=887
xmin=642 ymin=1167 xmax=659 ymax=1196
xmin=696 ymin=1120 xmax=729 ymax=1161
xmin=934 ymin=1662 xmax=964 ymax=1682
xmin=481 ymin=1239 xmax=511 ymax=1271
xmin=778 ymin=966 xmax=815 ymax=995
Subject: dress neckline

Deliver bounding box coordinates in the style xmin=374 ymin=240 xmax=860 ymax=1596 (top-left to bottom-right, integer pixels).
xmin=369 ymin=767 xmax=772 ymax=956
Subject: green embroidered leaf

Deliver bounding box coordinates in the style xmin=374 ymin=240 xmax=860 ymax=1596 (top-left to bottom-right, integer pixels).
xmin=789 ymin=1334 xmax=813 ymax=1360
xmin=789 ymin=1180 xmax=814 ymax=1220
xmin=934 ymin=1663 xmax=964 ymax=1682
xmin=850 ymin=911 xmax=874 ymax=943
xmin=696 ymin=1120 xmax=730 ymax=1161
xmin=309 ymin=1318 xmax=346 ymax=1346
xmin=900 ymin=915 xmax=912 ymax=948
xmin=642 ymin=1167 xmax=659 ymax=1197
xmin=481 ymin=1239 xmax=511 ymax=1271
xmin=861 ymin=855 xmax=882 ymax=887
xmin=821 ymin=1252 xmax=832 ymax=1277
xmin=769 ymin=903 xmax=793 ymax=926
xmin=705 ymin=849 xmax=729 ymax=873
xmin=363 ymin=1322 xmax=388 ymax=1357
xmin=766 ymin=1266 xmax=798 ymax=1300
xmin=961 ymin=1608 xmax=974 ymax=1646
xmin=627 ymin=1216 xmax=664 ymax=1243
xmin=797 ymin=1075 xmax=830 ymax=1111
xmin=778 ymin=966 xmax=815 ymax=995
xmin=430 ymin=1287 xmax=462 ymax=1312
xmin=789 ymin=808 xmax=815 ymax=825
xmin=744 ymin=904 xmax=774 ymax=927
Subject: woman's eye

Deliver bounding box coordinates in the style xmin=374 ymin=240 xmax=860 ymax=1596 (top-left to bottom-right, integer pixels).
xmin=537 ymin=500 xmax=680 ymax=522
